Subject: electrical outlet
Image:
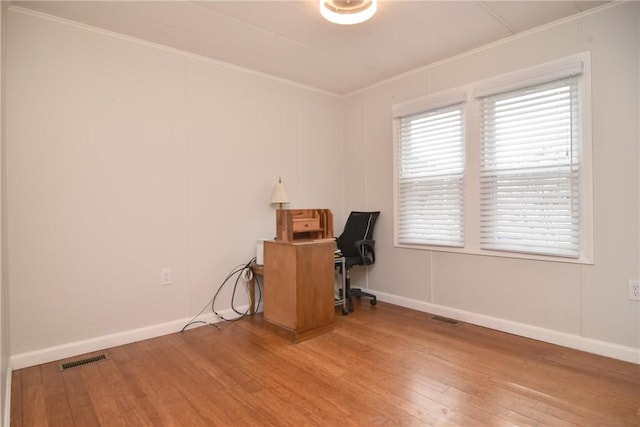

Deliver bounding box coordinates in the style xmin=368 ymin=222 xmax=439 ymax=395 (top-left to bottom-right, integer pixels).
xmin=629 ymin=280 xmax=640 ymax=301
xmin=161 ymin=268 xmax=172 ymax=286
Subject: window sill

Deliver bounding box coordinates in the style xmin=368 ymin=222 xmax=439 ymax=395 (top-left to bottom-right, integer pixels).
xmin=394 ymin=242 xmax=594 ymax=265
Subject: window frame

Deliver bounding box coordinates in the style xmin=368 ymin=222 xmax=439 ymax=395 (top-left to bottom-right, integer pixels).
xmin=392 ymin=53 xmax=593 ymax=265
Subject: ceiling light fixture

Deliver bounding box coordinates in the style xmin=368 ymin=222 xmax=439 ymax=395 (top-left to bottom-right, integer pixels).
xmin=319 ymin=0 xmax=377 ymax=25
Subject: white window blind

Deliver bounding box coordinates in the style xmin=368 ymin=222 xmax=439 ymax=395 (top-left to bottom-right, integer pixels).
xmin=479 ymin=77 xmax=581 ymax=257
xmin=396 ymin=103 xmax=465 ymax=246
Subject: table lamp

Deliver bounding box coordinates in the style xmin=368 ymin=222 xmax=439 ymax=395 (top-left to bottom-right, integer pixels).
xmin=270 ymin=177 xmax=290 ymax=209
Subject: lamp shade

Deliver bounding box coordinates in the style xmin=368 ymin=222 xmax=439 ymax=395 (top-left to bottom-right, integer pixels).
xmin=270 ymin=178 xmax=290 ymax=207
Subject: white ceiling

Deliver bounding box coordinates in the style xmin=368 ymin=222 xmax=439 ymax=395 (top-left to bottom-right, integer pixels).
xmin=11 ymin=1 xmax=609 ymax=95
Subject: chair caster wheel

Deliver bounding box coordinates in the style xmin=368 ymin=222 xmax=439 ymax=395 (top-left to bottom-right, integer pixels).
xmin=342 ymin=307 xmax=349 ymax=315
xmin=370 ymin=299 xmax=377 ymax=306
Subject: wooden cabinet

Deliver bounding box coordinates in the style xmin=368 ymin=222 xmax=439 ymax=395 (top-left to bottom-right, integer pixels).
xmin=263 ymin=239 xmax=335 ymax=342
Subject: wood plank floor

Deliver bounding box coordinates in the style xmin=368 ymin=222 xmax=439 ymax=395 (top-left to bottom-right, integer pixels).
xmin=11 ymin=301 xmax=640 ymax=426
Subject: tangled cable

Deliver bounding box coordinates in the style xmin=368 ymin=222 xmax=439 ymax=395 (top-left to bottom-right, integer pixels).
xmin=181 ymin=257 xmax=261 ymax=332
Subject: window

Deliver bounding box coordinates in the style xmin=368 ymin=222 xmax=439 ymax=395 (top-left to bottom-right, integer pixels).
xmin=479 ymin=77 xmax=581 ymax=257
xmin=394 ymin=101 xmax=465 ymax=247
xmin=392 ymin=54 xmax=592 ymax=263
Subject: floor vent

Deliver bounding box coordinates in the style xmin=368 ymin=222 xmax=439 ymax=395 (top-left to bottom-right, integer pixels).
xmin=430 ymin=315 xmax=463 ymax=326
xmin=58 ymin=353 xmax=110 ymax=371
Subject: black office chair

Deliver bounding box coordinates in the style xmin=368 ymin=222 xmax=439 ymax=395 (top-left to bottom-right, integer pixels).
xmin=336 ymin=211 xmax=380 ymax=312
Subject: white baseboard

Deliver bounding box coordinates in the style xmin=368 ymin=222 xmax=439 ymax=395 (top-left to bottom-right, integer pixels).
xmin=10 ymin=306 xmax=248 ymax=370
xmin=374 ymin=290 xmax=640 ymax=364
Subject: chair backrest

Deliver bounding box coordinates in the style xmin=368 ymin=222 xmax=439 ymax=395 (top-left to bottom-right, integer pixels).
xmin=336 ymin=211 xmax=380 ymax=258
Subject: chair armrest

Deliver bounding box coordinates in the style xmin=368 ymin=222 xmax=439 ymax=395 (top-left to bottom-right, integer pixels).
xmin=355 ymin=239 xmax=375 ymax=265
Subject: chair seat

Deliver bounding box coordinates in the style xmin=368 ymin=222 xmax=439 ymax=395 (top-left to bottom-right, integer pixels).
xmin=344 ymin=256 xmax=364 ymax=268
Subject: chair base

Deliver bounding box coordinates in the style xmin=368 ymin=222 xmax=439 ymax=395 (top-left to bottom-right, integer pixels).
xmin=342 ymin=266 xmax=377 ymax=312
xmin=347 ymin=288 xmax=377 ymax=312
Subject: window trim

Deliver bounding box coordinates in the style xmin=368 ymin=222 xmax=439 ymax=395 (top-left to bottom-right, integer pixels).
xmin=392 ymin=53 xmax=593 ymax=265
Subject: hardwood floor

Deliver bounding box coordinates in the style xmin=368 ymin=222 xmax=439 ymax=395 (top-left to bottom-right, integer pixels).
xmin=11 ymin=301 xmax=640 ymax=426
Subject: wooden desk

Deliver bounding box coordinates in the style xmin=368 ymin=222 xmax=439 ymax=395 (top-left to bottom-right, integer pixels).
xmin=263 ymin=239 xmax=335 ymax=342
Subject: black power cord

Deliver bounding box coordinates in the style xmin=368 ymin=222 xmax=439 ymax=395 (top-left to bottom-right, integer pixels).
xmin=181 ymin=257 xmax=261 ymax=332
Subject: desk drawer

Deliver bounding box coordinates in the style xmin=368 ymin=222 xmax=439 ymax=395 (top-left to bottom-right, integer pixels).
xmin=292 ymin=218 xmax=320 ymax=232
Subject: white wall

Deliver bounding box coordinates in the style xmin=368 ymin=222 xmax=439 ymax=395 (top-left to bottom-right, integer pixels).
xmin=5 ymin=8 xmax=344 ymax=367
xmin=344 ymin=3 xmax=640 ymax=361
xmin=0 ymin=2 xmax=11 ymax=425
